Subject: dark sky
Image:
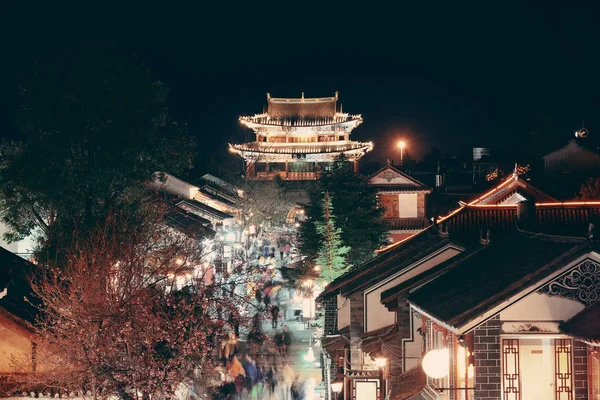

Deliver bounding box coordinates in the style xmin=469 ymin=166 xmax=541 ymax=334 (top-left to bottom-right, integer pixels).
xmin=1 ymin=4 xmax=598 ymax=169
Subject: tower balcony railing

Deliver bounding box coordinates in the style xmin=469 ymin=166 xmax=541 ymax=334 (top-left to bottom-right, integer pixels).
xmin=248 ymin=171 xmax=319 ymax=181
xmin=240 ymin=114 xmax=362 ymax=127
xmin=232 ymin=141 xmax=373 ymax=155
xmin=385 ymin=217 xmax=430 ymax=231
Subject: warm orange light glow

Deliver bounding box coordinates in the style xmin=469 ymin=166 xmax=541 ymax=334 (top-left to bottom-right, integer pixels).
xmin=436 ymin=206 xmax=466 ymax=224
xmin=375 ymin=230 xmax=421 ymax=253
xmin=469 ymin=204 xmax=518 ymax=208
xmin=536 ymin=201 xmax=600 ymax=206
xmin=397 ymin=141 xmax=406 ymax=149
xmin=422 ymin=348 xmax=450 ymax=379
xmin=374 ymin=357 xmax=387 ymax=368
xmin=467 ymin=175 xmax=516 ymax=206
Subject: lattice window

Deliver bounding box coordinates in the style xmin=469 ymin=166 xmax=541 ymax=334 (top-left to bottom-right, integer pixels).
xmin=502 ymin=339 xmax=520 ymax=400
xmin=554 ymin=339 xmax=573 ymax=400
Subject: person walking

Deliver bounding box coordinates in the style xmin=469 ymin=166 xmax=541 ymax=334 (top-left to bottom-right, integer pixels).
xmin=242 ymin=354 xmax=257 ymax=397
xmin=278 ymin=361 xmax=294 ymax=400
xmin=279 ymin=245 xmax=284 ymax=260
xmin=227 ymin=355 xmax=246 ymax=400
xmin=270 ymin=305 xmax=280 ymax=329
xmin=284 ymin=243 xmax=291 ymax=258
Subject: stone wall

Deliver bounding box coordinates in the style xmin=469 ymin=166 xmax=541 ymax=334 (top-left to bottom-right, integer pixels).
xmin=473 ymin=316 xmax=501 ymax=400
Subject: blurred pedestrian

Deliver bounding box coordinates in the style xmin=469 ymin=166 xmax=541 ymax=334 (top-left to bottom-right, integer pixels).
xmin=227 ymin=355 xmax=245 ymax=400
xmin=284 ymin=243 xmax=291 ymax=258
xmin=242 ymin=354 xmax=257 ymax=395
xmin=255 ymin=287 xmax=263 ymax=305
xmin=291 ymin=375 xmax=304 ymax=400
xmin=277 ymin=361 xmax=294 ymax=400
xmin=283 ymin=325 xmax=293 ymax=352
xmin=279 ymin=245 xmax=285 ymax=259
xmin=270 ymin=305 xmax=280 ymax=329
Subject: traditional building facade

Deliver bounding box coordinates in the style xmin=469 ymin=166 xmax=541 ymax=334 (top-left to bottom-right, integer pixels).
xmin=0 ymin=247 xmax=42 ymax=394
xmin=541 ymin=139 xmax=600 ymax=199
xmin=229 ymin=93 xmax=373 ymax=180
xmin=369 ymin=161 xmax=432 ymax=243
xmin=319 ymin=173 xmax=600 ymax=400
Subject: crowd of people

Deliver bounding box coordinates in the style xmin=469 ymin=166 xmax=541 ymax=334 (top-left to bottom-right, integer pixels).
xmin=211 ymin=354 xmax=316 ymax=400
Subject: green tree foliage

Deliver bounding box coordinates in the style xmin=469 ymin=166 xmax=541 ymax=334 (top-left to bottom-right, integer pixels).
xmin=298 ymin=154 xmax=388 ymax=267
xmin=315 ymin=191 xmax=350 ymax=283
xmin=0 ymin=46 xmax=195 ymax=259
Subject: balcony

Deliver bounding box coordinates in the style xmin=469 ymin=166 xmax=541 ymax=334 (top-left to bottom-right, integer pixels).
xmin=249 ymin=171 xmax=319 ymax=181
xmin=385 ymin=218 xmax=430 ymax=232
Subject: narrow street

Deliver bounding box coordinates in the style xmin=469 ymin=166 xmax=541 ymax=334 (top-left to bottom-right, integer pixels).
xmin=236 ymin=314 xmax=326 ymax=399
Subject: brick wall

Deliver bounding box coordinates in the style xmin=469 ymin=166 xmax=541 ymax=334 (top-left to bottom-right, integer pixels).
xmin=473 ymin=316 xmax=501 ymax=400
xmin=389 ymin=302 xmax=413 ymax=395
xmin=349 ymin=292 xmax=364 ymax=365
xmin=323 ymin=296 xmax=338 ymax=335
xmin=574 ymin=340 xmax=588 ymax=400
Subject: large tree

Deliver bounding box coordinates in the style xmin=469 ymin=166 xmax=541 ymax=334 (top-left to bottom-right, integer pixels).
xmin=15 ymin=200 xmax=251 ymax=400
xmin=0 ymin=46 xmax=195 ymax=260
xmin=579 ymin=177 xmax=600 ymax=200
xmin=298 ymin=155 xmax=388 ymax=267
xmin=315 ymin=191 xmax=350 ymax=283
xmin=237 ymin=178 xmax=295 ymax=231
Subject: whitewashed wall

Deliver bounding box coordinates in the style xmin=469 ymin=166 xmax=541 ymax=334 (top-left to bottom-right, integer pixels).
xmin=364 ymin=247 xmax=462 ymax=332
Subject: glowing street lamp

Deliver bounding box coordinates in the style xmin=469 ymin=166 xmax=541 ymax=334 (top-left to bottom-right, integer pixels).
xmin=374 ymin=357 xmax=387 ymax=368
xmin=422 ymin=348 xmax=450 ymax=379
xmin=304 ymin=346 xmax=315 ymax=362
xmin=397 ymin=141 xmax=406 ymax=165
xmin=331 ymin=379 xmax=343 ymax=400
xmin=374 ymin=356 xmax=387 ymax=397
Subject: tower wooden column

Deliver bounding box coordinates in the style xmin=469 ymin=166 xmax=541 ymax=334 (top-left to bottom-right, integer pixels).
xmin=354 ymin=160 xmax=359 ymax=173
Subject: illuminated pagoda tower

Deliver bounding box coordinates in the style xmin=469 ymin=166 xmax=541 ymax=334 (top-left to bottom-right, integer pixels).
xmin=229 ymin=92 xmax=373 ymax=180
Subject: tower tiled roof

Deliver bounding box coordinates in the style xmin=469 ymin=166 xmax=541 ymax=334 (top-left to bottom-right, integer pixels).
xmin=267 ymin=93 xmax=337 ymax=118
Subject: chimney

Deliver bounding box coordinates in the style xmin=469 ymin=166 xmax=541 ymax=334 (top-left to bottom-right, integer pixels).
xmin=517 ymin=200 xmax=537 ymax=230
xmin=386 ymin=159 xmax=391 ymax=166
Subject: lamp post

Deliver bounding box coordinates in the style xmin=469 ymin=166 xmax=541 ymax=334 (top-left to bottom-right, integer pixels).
xmin=302 ymin=279 xmax=315 ymax=362
xmin=374 ymin=357 xmax=387 ymax=399
xmin=397 ymin=141 xmax=406 ymax=165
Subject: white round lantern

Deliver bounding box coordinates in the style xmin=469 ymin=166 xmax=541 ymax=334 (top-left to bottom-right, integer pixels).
xmin=422 ymin=348 xmax=450 ymax=379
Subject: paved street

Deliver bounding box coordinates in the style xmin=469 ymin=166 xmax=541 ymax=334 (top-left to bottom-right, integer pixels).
xmin=237 ymin=316 xmax=326 ymax=399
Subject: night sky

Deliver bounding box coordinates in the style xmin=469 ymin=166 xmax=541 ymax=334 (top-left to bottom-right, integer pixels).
xmin=1 ymin=4 xmax=598 ymax=171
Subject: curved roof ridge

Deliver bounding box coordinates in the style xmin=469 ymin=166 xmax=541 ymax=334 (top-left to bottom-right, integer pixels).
xmin=267 ymin=92 xmax=338 ymax=103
